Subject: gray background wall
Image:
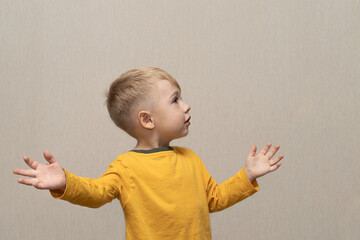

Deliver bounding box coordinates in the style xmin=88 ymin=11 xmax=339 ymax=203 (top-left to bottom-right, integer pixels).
xmin=1 ymin=1 xmax=359 ymax=239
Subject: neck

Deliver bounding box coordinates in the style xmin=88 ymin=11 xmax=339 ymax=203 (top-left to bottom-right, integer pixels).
xmin=133 ymin=138 xmax=171 ymax=151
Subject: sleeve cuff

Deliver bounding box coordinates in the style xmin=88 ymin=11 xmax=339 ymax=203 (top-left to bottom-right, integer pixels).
xmin=49 ymin=169 xmax=71 ymax=199
xmin=239 ymin=168 xmax=259 ymax=192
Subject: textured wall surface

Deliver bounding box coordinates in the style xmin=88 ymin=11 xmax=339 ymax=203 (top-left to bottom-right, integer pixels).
xmin=1 ymin=1 xmax=359 ymax=239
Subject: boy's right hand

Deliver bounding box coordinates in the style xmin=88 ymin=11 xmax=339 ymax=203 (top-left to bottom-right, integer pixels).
xmin=13 ymin=151 xmax=66 ymax=192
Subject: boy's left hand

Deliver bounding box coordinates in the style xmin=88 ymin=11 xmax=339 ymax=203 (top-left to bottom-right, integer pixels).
xmin=244 ymin=143 xmax=284 ymax=183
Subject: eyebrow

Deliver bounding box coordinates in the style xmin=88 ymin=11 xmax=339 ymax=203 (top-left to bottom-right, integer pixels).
xmin=169 ymin=90 xmax=180 ymax=100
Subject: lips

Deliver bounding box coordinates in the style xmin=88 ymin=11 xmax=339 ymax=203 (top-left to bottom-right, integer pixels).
xmin=185 ymin=116 xmax=191 ymax=124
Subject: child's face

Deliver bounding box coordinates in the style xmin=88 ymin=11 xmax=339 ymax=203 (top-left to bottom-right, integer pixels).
xmin=151 ymin=80 xmax=191 ymax=142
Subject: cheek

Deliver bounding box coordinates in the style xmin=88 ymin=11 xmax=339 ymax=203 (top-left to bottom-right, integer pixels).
xmin=164 ymin=113 xmax=182 ymax=127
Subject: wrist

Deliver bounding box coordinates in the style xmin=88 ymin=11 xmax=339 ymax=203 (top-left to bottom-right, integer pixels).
xmin=52 ymin=169 xmax=67 ymax=193
xmin=244 ymin=167 xmax=256 ymax=183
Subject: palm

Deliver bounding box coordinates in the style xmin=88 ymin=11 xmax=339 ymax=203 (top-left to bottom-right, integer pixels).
xmin=13 ymin=151 xmax=66 ymax=190
xmin=245 ymin=143 xmax=284 ymax=181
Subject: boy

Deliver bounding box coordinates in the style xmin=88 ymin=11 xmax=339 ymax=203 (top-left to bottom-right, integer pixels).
xmin=13 ymin=67 xmax=284 ymax=239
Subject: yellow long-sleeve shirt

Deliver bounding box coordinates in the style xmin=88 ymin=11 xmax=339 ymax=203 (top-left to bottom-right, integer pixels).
xmin=51 ymin=146 xmax=259 ymax=239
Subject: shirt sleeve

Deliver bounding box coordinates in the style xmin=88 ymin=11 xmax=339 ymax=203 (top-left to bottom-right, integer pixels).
xmin=205 ymin=167 xmax=259 ymax=212
xmin=49 ymin=159 xmax=131 ymax=208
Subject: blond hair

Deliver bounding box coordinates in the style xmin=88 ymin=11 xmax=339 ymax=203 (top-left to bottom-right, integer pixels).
xmin=106 ymin=67 xmax=181 ymax=137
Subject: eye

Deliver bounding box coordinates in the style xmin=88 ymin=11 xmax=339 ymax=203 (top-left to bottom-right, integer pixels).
xmin=172 ymin=97 xmax=179 ymax=103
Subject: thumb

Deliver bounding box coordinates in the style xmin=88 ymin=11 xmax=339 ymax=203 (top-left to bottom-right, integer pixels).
xmin=248 ymin=145 xmax=257 ymax=158
xmin=43 ymin=151 xmax=57 ymax=164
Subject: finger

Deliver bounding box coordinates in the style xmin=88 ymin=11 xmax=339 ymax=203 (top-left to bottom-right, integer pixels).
xmin=17 ymin=178 xmax=36 ymax=187
xmin=13 ymin=168 xmax=36 ymax=178
xmin=266 ymin=145 xmax=280 ymax=159
xmin=23 ymin=156 xmax=39 ymax=170
xmin=43 ymin=151 xmax=57 ymax=164
xmin=259 ymin=142 xmax=272 ymax=155
xmin=270 ymin=154 xmax=284 ymax=166
xmin=269 ymin=162 xmax=281 ymax=172
xmin=247 ymin=145 xmax=257 ymax=158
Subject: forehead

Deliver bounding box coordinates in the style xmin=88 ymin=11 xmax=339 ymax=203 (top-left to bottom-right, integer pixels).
xmin=155 ymin=79 xmax=181 ymax=96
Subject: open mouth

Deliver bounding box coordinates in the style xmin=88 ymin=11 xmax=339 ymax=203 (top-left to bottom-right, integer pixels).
xmin=185 ymin=117 xmax=191 ymax=123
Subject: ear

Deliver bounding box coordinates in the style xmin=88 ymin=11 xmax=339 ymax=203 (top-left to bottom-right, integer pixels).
xmin=138 ymin=111 xmax=155 ymax=130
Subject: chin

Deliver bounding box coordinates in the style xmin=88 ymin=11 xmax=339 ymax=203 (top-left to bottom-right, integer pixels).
xmin=181 ymin=131 xmax=189 ymax=138
xmin=171 ymin=131 xmax=189 ymax=141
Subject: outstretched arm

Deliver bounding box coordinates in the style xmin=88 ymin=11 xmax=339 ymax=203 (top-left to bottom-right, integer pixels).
xmin=13 ymin=151 xmax=66 ymax=192
xmin=204 ymin=143 xmax=283 ymax=212
xmin=14 ymin=151 xmax=128 ymax=208
xmin=244 ymin=142 xmax=284 ymax=183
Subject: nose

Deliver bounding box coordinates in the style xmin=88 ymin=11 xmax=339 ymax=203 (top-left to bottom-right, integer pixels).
xmin=184 ymin=101 xmax=191 ymax=113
